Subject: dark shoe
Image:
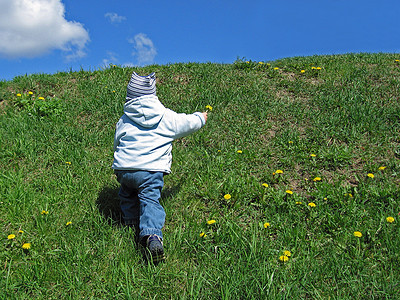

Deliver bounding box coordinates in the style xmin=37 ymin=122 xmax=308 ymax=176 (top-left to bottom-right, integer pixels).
xmin=145 ymin=234 xmax=165 ymax=264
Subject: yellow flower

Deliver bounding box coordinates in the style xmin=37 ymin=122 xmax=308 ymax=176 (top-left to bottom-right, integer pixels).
xmin=224 ymin=194 xmax=232 ymax=200
xmin=311 ymin=67 xmax=316 ymax=70
xmin=313 ymin=177 xmax=322 ymax=182
xmin=279 ymin=255 xmax=289 ymax=262
xmin=275 ymin=170 xmax=283 ymax=174
xmin=283 ymin=250 xmax=291 ymax=257
xmin=308 ymin=202 xmax=316 ymax=207
xmin=310 ymin=154 xmax=316 ymax=157
xmin=395 ymin=60 xmax=400 ymax=62
xmin=38 ymin=97 xmax=45 ymax=100
xmin=316 ymin=67 xmax=322 ymax=70
xmin=353 ymin=231 xmax=362 ymax=238
xmin=205 ymin=105 xmax=213 ymax=111
xmin=7 ymin=234 xmax=16 ymax=240
xmin=207 ymin=220 xmax=216 ymax=225
xmin=386 ymin=217 xmax=395 ymax=223
xmin=263 ymin=222 xmax=270 ymax=228
xmin=367 ymin=173 xmax=374 ymax=178
xmin=199 ymin=232 xmax=207 ymax=238
xmin=66 ymin=221 xmax=72 ymax=226
xmin=22 ymin=243 xmax=31 ymax=250
xmin=378 ymin=166 xmax=386 ymax=171
xmin=65 ymin=161 xmax=72 ymax=165
xmin=17 ymin=93 xmax=22 ymax=97
xmin=262 ymin=183 xmax=269 ymax=188
xmin=259 ymin=62 xmax=264 ymax=65
xmin=296 ymin=201 xmax=302 ymax=205
xmin=28 ymin=91 xmax=33 ymax=95
xmin=274 ymin=67 xmax=279 ymax=70
xmin=236 ymin=150 xmax=243 ymax=154
xmin=288 ymin=141 xmax=293 ymax=144
xmin=41 ymin=210 xmax=49 ymax=215
xmin=300 ymin=70 xmax=305 ymax=73
xmin=18 ymin=230 xmax=24 ymax=234
xmin=286 ymin=190 xmax=293 ymax=195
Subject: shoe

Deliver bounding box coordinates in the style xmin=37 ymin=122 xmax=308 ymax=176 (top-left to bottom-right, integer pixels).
xmin=145 ymin=234 xmax=165 ymax=264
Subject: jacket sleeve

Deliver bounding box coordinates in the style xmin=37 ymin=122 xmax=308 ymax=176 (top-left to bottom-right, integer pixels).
xmin=165 ymin=109 xmax=205 ymax=140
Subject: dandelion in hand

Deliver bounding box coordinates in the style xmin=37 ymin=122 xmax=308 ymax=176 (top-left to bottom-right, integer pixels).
xmin=205 ymin=105 xmax=213 ymax=112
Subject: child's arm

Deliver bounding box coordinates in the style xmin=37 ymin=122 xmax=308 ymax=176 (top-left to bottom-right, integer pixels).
xmin=165 ymin=109 xmax=207 ymax=140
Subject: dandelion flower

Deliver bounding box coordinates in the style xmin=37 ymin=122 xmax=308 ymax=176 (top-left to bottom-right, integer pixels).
xmin=224 ymin=194 xmax=232 ymax=200
xmin=205 ymin=105 xmax=213 ymax=111
xmin=316 ymin=67 xmax=322 ymax=70
xmin=274 ymin=67 xmax=279 ymax=70
xmin=41 ymin=210 xmax=49 ymax=215
xmin=18 ymin=230 xmax=24 ymax=234
xmin=38 ymin=97 xmax=45 ymax=100
xmin=353 ymin=231 xmax=362 ymax=238
xmin=22 ymin=243 xmax=31 ymax=250
xmin=300 ymin=70 xmax=305 ymax=73
xmin=386 ymin=217 xmax=395 ymax=223
xmin=367 ymin=173 xmax=374 ymax=178
xmin=263 ymin=222 xmax=270 ymax=228
xmin=275 ymin=170 xmax=283 ymax=174
xmin=199 ymin=232 xmax=207 ymax=238
xmin=395 ymin=60 xmax=400 ymax=62
xmin=311 ymin=67 xmax=317 ymax=70
xmin=308 ymin=202 xmax=316 ymax=207
xmin=288 ymin=141 xmax=293 ymax=144
xmin=17 ymin=93 xmax=22 ymax=97
xmin=207 ymin=220 xmax=216 ymax=225
xmin=313 ymin=177 xmax=322 ymax=182
xmin=65 ymin=161 xmax=71 ymax=165
xmin=296 ymin=201 xmax=302 ymax=205
xmin=310 ymin=154 xmax=316 ymax=157
xmin=279 ymin=255 xmax=289 ymax=262
xmin=286 ymin=190 xmax=293 ymax=195
xmin=28 ymin=91 xmax=33 ymax=95
xmin=378 ymin=166 xmax=386 ymax=171
xmin=237 ymin=150 xmax=243 ymax=154
xmin=262 ymin=183 xmax=269 ymax=188
xmin=283 ymin=250 xmax=291 ymax=257
xmin=66 ymin=221 xmax=72 ymax=226
xmin=7 ymin=234 xmax=16 ymax=240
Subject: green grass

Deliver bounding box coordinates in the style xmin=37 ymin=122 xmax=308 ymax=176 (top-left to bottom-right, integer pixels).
xmin=1 ymin=53 xmax=400 ymax=298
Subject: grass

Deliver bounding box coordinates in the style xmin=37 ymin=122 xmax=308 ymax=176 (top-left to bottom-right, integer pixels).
xmin=1 ymin=53 xmax=400 ymax=298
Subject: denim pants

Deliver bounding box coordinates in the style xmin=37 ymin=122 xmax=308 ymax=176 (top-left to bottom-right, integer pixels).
xmin=115 ymin=170 xmax=165 ymax=240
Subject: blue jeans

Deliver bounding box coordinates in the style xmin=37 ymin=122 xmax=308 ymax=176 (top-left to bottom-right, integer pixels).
xmin=115 ymin=170 xmax=165 ymax=240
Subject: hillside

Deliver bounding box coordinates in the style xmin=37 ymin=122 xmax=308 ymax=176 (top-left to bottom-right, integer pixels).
xmin=1 ymin=53 xmax=400 ymax=298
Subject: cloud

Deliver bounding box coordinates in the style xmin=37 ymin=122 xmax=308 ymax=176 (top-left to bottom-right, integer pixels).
xmin=105 ymin=12 xmax=126 ymax=24
xmin=102 ymin=51 xmax=118 ymax=66
xmin=129 ymin=33 xmax=157 ymax=66
xmin=0 ymin=0 xmax=89 ymax=59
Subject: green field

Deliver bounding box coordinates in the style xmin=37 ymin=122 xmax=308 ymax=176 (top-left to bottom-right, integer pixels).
xmin=1 ymin=53 xmax=400 ymax=298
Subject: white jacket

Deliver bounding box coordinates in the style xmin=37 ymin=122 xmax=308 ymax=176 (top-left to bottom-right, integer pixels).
xmin=112 ymin=95 xmax=206 ymax=173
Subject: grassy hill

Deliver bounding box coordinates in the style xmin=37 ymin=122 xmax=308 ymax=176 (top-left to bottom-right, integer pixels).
xmin=1 ymin=53 xmax=400 ymax=298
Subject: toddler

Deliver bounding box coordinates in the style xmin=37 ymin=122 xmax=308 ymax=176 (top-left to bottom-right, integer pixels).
xmin=112 ymin=72 xmax=207 ymax=263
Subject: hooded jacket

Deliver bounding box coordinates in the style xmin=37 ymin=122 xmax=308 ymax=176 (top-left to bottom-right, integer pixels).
xmin=112 ymin=94 xmax=206 ymax=173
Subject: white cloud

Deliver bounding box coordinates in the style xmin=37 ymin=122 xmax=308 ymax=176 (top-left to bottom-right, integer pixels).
xmin=105 ymin=12 xmax=126 ymax=24
xmin=129 ymin=33 xmax=157 ymax=66
xmin=0 ymin=0 xmax=89 ymax=59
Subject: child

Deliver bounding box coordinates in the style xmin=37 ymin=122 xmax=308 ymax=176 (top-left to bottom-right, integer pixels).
xmin=112 ymin=72 xmax=207 ymax=263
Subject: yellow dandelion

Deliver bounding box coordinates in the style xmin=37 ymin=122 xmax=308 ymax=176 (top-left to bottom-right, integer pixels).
xmin=274 ymin=67 xmax=279 ymax=70
xmin=246 ymin=61 xmax=250 ymax=64
xmin=18 ymin=230 xmax=24 ymax=234
xmin=300 ymin=70 xmax=305 ymax=73
xmin=65 ymin=161 xmax=71 ymax=165
xmin=353 ymin=231 xmax=362 ymax=238
xmin=22 ymin=243 xmax=31 ymax=250
xmin=224 ymin=194 xmax=232 ymax=200
xmin=313 ymin=177 xmax=322 ymax=182
xmin=275 ymin=170 xmax=283 ymax=174
xmin=286 ymin=190 xmax=293 ymax=195
xmin=262 ymin=183 xmax=269 ymax=188
xmin=263 ymin=222 xmax=270 ymax=228
xmin=205 ymin=105 xmax=213 ymax=111
xmin=207 ymin=219 xmax=216 ymax=225
xmin=395 ymin=59 xmax=400 ymax=62
xmin=237 ymin=150 xmax=243 ymax=154
xmin=311 ymin=67 xmax=317 ymax=70
xmin=296 ymin=201 xmax=302 ymax=205
xmin=316 ymin=67 xmax=322 ymax=70
xmin=38 ymin=97 xmax=45 ymax=100
xmin=308 ymin=202 xmax=316 ymax=207
xmin=66 ymin=221 xmax=72 ymax=226
xmin=279 ymin=255 xmax=289 ymax=262
xmin=283 ymin=250 xmax=291 ymax=257
xmin=367 ymin=173 xmax=374 ymax=178
xmin=259 ymin=62 xmax=264 ymax=65
xmin=28 ymin=91 xmax=33 ymax=95
xmin=7 ymin=234 xmax=16 ymax=240
xmin=17 ymin=93 xmax=22 ymax=97
xmin=41 ymin=210 xmax=49 ymax=215
xmin=378 ymin=166 xmax=386 ymax=171
xmin=310 ymin=154 xmax=316 ymax=157
xmin=199 ymin=232 xmax=207 ymax=238
xmin=386 ymin=217 xmax=395 ymax=223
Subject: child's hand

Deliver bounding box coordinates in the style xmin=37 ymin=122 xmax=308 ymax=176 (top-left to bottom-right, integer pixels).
xmin=202 ymin=112 xmax=208 ymax=123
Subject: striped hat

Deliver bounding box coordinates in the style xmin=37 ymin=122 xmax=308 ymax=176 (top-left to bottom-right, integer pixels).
xmin=126 ymin=72 xmax=156 ymax=100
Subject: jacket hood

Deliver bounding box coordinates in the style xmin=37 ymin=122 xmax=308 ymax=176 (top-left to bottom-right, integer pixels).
xmin=123 ymin=95 xmax=166 ymax=128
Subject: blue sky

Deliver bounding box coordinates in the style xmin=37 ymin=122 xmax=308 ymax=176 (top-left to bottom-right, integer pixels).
xmin=1 ymin=0 xmax=399 ymax=81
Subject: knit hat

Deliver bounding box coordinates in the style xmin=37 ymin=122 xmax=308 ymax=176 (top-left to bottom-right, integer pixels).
xmin=126 ymin=72 xmax=156 ymax=101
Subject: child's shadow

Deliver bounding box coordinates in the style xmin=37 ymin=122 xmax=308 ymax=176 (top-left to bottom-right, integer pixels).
xmin=96 ymin=183 xmax=181 ymax=227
